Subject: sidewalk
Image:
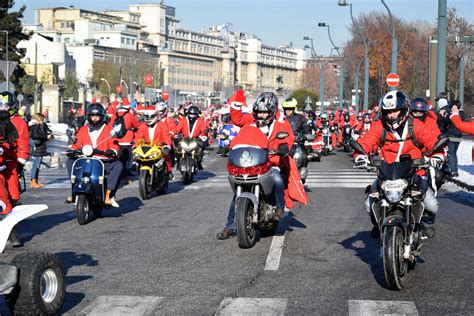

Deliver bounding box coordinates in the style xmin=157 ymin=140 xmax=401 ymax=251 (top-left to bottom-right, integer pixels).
xmin=446 ymin=137 xmax=473 ymax=192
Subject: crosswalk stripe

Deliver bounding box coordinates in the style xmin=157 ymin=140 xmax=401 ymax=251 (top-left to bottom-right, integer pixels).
xmin=216 ymin=297 xmax=288 ymax=315
xmin=78 ymin=295 xmax=164 ymax=315
xmin=348 ymin=300 xmax=418 ymax=316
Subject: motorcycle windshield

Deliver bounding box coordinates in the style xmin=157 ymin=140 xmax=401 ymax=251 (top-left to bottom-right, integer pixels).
xmin=378 ymin=161 xmax=414 ymax=181
xmin=228 ymin=147 xmax=268 ymax=167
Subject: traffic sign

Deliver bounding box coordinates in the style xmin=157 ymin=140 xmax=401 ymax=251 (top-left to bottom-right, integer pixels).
xmin=305 ymin=96 xmax=313 ymax=105
xmin=386 ymin=73 xmax=400 ymax=87
xmin=0 ymin=60 xmax=18 ymax=80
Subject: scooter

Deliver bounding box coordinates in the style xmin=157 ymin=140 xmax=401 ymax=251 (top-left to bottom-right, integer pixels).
xmin=0 ymin=205 xmax=65 ymax=315
xmin=67 ymin=145 xmax=116 ymax=225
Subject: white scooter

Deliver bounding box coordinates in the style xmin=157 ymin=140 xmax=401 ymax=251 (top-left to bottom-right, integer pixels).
xmin=0 ymin=204 xmax=65 ymax=315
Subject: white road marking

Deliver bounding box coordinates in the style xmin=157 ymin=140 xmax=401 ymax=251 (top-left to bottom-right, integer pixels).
xmin=348 ymin=300 xmax=419 ymax=316
xmin=78 ymin=295 xmax=164 ymax=316
xmin=216 ymin=297 xmax=288 ymax=315
xmin=264 ymin=210 xmax=289 ymax=271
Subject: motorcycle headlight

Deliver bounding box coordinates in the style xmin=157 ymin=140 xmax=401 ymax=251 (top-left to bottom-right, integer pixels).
xmin=381 ymin=179 xmax=408 ymax=203
xmin=82 ymin=145 xmax=93 ymax=157
xmin=180 ymin=141 xmax=197 ymax=151
xmin=82 ymin=176 xmax=90 ymax=184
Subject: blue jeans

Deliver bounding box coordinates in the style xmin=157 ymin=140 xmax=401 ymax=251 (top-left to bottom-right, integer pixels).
xmin=225 ymin=168 xmax=285 ymax=229
xmin=448 ymin=141 xmax=460 ymax=173
xmin=30 ymin=156 xmax=43 ymax=180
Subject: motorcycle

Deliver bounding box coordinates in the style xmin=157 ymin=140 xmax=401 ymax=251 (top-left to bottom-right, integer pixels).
xmin=292 ymin=134 xmax=313 ymax=184
xmin=351 ymin=137 xmax=448 ymax=290
xmin=176 ymin=135 xmax=206 ymax=184
xmin=320 ymin=124 xmax=332 ymax=156
xmin=342 ymin=123 xmax=352 ymax=152
xmin=227 ymin=132 xmax=289 ymax=249
xmin=0 ymin=204 xmax=65 ymax=315
xmin=67 ymin=145 xmax=116 ymax=225
xmin=133 ymin=140 xmax=169 ymax=200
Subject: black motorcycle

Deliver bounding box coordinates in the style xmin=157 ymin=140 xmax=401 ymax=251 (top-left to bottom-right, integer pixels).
xmin=175 ymin=135 xmax=205 ymax=184
xmin=342 ymin=123 xmax=352 ymax=152
xmin=292 ymin=134 xmax=314 ymax=184
xmin=351 ymin=137 xmax=448 ymax=290
xmin=227 ymin=132 xmax=289 ymax=249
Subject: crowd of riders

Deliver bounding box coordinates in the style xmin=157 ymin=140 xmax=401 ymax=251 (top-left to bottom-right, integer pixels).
xmin=0 ymin=86 xmax=472 ymax=246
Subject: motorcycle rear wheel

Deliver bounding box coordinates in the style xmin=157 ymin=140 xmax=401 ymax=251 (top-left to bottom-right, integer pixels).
xmin=383 ymin=226 xmax=408 ymax=290
xmin=76 ymin=195 xmax=91 ymax=225
xmin=139 ymin=170 xmax=153 ymax=200
xmin=235 ymin=198 xmax=257 ymax=249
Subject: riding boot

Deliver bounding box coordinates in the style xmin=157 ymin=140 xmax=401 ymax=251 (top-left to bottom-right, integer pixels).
xmin=8 ymin=227 xmax=23 ymax=247
xmin=104 ymin=189 xmax=113 ymax=206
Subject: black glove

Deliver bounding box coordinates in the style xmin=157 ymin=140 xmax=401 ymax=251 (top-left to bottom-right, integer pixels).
xmin=162 ymin=145 xmax=171 ymax=155
xmin=277 ymin=144 xmax=289 ymax=156
xmin=66 ymin=150 xmax=76 ymax=158
xmin=105 ymin=150 xmax=116 ymax=157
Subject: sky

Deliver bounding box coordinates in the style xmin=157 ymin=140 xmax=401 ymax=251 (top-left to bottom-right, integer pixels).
xmin=13 ymin=0 xmax=474 ymax=56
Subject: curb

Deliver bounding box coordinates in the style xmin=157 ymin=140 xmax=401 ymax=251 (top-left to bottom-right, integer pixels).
xmin=448 ymin=178 xmax=474 ymax=192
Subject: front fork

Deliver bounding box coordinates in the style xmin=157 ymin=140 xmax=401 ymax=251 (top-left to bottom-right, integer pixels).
xmin=236 ymin=185 xmax=260 ymax=223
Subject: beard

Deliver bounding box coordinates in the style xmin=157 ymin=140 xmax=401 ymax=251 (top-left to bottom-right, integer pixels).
xmin=0 ymin=118 xmax=19 ymax=144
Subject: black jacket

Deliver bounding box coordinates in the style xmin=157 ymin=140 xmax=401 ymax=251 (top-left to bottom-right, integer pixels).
xmin=286 ymin=113 xmax=310 ymax=142
xmin=30 ymin=123 xmax=52 ymax=157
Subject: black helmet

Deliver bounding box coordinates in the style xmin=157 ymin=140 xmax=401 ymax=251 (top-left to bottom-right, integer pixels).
xmin=86 ymin=103 xmax=106 ymax=127
xmin=362 ymin=113 xmax=371 ymax=123
xmin=186 ymin=105 xmax=200 ymax=122
xmin=410 ymin=97 xmax=429 ymax=120
xmin=307 ymin=110 xmax=316 ymax=121
xmin=380 ymin=90 xmax=410 ymax=130
xmin=329 ymin=112 xmax=335 ymax=120
xmin=252 ymin=92 xmax=278 ymax=127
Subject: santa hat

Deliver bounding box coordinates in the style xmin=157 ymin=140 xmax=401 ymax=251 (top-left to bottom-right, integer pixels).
xmin=228 ymin=89 xmax=246 ymax=110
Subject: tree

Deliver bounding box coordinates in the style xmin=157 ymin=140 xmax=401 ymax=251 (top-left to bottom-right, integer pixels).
xmin=63 ymin=71 xmax=79 ymax=100
xmin=290 ymin=88 xmax=319 ymax=111
xmin=0 ymin=0 xmax=32 ymax=88
xmin=18 ymin=73 xmax=35 ymax=96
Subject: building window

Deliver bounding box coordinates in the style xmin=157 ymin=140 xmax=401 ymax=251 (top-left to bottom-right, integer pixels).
xmin=126 ymin=38 xmax=131 ymax=45
xmin=121 ymin=37 xmax=125 ymax=44
xmin=131 ymin=39 xmax=135 ymax=45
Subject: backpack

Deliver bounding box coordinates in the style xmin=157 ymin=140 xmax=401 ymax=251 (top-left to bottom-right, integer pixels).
xmin=112 ymin=108 xmax=129 ymax=139
xmin=379 ymin=116 xmax=422 ymax=150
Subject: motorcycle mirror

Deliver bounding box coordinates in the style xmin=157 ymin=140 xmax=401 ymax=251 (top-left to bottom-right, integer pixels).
xmin=349 ymin=139 xmax=366 ymax=154
xmin=110 ymin=124 xmax=122 ymax=138
xmin=276 ymin=132 xmax=289 ymax=139
xmin=82 ymin=145 xmax=94 ymax=157
xmin=305 ymin=134 xmax=315 ymax=141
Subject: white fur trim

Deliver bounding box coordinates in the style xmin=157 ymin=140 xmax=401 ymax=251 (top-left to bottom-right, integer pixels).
xmin=18 ymin=158 xmax=27 ymax=165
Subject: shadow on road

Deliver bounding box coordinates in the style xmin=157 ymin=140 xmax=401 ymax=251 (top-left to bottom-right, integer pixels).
xmin=56 ymin=251 xmax=98 ymax=313
xmin=338 ymin=231 xmax=386 ymax=287
xmin=439 ymin=190 xmax=474 ymax=208
xmin=18 ymin=210 xmax=76 ymax=243
xmin=274 ymin=211 xmax=306 ymax=237
xmin=102 ymin=196 xmax=144 ymax=218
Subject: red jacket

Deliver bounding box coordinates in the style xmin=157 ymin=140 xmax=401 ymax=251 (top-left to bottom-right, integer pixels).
xmin=451 ymin=114 xmax=474 ymax=135
xmin=176 ymin=117 xmax=207 ymax=138
xmin=354 ymin=121 xmax=372 ymax=137
xmin=108 ymin=108 xmax=139 ymax=145
xmin=0 ymin=141 xmax=15 ymax=214
xmin=355 ymin=119 xmax=444 ymax=164
xmin=229 ymin=108 xmax=307 ymax=208
xmin=162 ymin=116 xmax=177 ymax=136
xmin=10 ymin=115 xmax=30 ymax=165
xmin=134 ymin=121 xmax=172 ymax=146
xmin=425 ymin=111 xmax=441 ymax=136
xmin=71 ymin=124 xmax=119 ymax=158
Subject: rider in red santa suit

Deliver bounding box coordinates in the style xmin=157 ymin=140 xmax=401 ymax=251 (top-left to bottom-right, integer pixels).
xmin=217 ymin=91 xmax=307 ymax=240
xmin=354 ymin=91 xmax=444 ymax=239
xmin=1 ymin=92 xmax=29 ymax=205
xmin=0 ymin=95 xmax=24 ymax=246
xmin=175 ymin=105 xmax=207 ymax=169
xmin=67 ymin=104 xmax=123 ymax=206
xmin=134 ymin=104 xmax=174 ymax=179
xmin=353 ymin=113 xmax=372 ymax=139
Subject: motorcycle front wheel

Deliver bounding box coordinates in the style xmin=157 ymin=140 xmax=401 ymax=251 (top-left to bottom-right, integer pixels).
xmin=383 ymin=225 xmax=408 ymax=290
xmin=235 ymin=198 xmax=257 ymax=249
xmin=75 ymin=194 xmax=91 ymax=225
xmin=139 ymin=170 xmax=153 ymax=200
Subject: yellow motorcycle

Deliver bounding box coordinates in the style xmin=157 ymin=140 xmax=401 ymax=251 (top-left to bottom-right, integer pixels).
xmin=133 ymin=140 xmax=169 ymax=200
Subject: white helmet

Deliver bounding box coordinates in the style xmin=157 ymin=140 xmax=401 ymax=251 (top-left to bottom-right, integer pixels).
xmin=140 ymin=105 xmax=159 ymax=126
xmin=156 ymin=101 xmax=168 ymax=119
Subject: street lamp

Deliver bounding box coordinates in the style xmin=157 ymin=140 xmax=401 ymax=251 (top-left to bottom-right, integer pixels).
xmin=319 ymin=22 xmax=345 ymax=109
xmin=0 ymin=31 xmax=9 ymax=91
xmin=121 ymin=79 xmax=129 ymax=97
xmin=303 ymin=36 xmax=326 ymax=112
xmin=100 ymin=78 xmax=111 ymax=95
xmin=381 ymin=0 xmax=397 ymax=80
xmin=398 ymin=28 xmax=417 ymax=54
xmin=338 ymin=0 xmax=369 ymax=111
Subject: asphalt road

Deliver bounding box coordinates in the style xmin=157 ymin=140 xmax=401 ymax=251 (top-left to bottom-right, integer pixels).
xmin=1 ymin=146 xmax=473 ymax=315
